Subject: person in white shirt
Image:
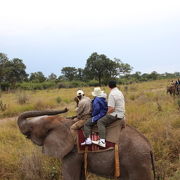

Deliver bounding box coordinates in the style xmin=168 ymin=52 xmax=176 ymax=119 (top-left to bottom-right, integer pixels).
xmin=92 ymin=80 xmax=125 ymax=147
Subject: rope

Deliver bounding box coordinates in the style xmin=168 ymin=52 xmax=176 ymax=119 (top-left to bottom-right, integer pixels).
xmin=84 ymin=146 xmax=88 ymax=179
xmin=114 ymin=144 xmax=120 ymax=178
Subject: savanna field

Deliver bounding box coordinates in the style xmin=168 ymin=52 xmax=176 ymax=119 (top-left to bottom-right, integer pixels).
xmin=0 ymin=79 xmax=179 ymax=180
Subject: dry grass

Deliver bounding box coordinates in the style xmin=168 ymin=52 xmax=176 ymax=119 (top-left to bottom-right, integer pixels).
xmin=0 ymin=79 xmax=179 ymax=179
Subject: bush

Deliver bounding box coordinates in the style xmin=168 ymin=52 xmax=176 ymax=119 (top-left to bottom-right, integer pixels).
xmin=87 ymin=80 xmax=99 ymax=87
xmin=16 ymin=91 xmax=29 ymax=104
xmin=57 ymin=81 xmax=87 ymax=89
xmin=0 ymin=100 xmax=7 ymax=111
xmin=16 ymin=81 xmax=56 ymax=90
xmin=56 ymin=97 xmax=62 ymax=104
xmin=0 ymin=82 xmax=10 ymax=91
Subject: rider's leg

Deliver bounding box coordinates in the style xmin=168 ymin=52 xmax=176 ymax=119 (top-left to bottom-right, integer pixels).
xmin=81 ymin=118 xmax=96 ymax=145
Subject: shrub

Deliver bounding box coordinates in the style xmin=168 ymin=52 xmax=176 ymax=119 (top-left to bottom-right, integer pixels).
xmin=19 ymin=150 xmax=61 ymax=180
xmin=56 ymin=97 xmax=62 ymax=104
xmin=34 ymin=100 xmax=47 ymax=110
xmin=16 ymin=91 xmax=29 ymax=104
xmin=16 ymin=81 xmax=56 ymax=90
xmin=0 ymin=100 xmax=7 ymax=111
xmin=57 ymin=81 xmax=86 ymax=89
xmin=20 ymin=152 xmax=45 ymax=180
xmin=87 ymin=80 xmax=99 ymax=87
xmin=156 ymin=101 xmax=163 ymax=112
xmin=0 ymin=82 xmax=10 ymax=91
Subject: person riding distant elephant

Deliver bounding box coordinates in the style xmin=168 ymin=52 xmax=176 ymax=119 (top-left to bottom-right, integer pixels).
xmin=176 ymin=79 xmax=180 ymax=95
xmin=81 ymin=87 xmax=108 ymax=147
xmin=70 ymin=90 xmax=91 ymax=138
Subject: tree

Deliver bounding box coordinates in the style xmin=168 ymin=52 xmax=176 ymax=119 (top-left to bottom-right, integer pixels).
xmin=0 ymin=54 xmax=28 ymax=89
xmin=149 ymin=71 xmax=159 ymax=80
xmin=29 ymin=72 xmax=46 ymax=82
xmin=132 ymin=71 xmax=142 ymax=81
xmin=0 ymin=53 xmax=9 ymax=83
xmin=84 ymin=52 xmax=112 ymax=85
xmin=48 ymin=73 xmax=57 ymax=81
xmin=75 ymin=68 xmax=84 ymax=81
xmin=61 ymin=67 xmax=77 ymax=81
xmin=114 ymin=58 xmax=133 ymax=76
xmin=7 ymin=58 xmax=28 ymax=85
xmin=84 ymin=52 xmax=133 ymax=85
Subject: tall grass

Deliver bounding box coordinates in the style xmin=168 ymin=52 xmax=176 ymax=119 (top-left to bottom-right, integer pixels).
xmin=0 ymin=79 xmax=179 ymax=179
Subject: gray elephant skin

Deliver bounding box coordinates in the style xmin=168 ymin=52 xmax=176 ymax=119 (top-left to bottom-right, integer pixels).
xmin=17 ymin=109 xmax=155 ymax=180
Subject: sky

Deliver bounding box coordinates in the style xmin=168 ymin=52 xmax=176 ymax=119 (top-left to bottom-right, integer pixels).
xmin=0 ymin=0 xmax=180 ymax=77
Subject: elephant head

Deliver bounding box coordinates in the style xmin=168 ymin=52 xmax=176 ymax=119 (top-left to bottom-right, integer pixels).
xmin=17 ymin=108 xmax=75 ymax=159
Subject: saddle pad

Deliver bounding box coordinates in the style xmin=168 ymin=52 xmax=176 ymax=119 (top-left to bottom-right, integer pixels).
xmin=92 ymin=119 xmax=125 ymax=144
xmin=77 ymin=130 xmax=115 ymax=153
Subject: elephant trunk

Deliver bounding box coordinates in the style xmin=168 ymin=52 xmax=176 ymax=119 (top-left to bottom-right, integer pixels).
xmin=17 ymin=108 xmax=68 ymax=134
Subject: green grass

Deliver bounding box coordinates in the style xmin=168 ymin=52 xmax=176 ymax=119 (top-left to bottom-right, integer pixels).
xmin=0 ymin=79 xmax=179 ymax=179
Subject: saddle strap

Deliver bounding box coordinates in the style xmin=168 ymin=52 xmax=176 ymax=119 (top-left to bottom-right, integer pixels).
xmin=84 ymin=146 xmax=88 ymax=178
xmin=114 ymin=144 xmax=120 ymax=178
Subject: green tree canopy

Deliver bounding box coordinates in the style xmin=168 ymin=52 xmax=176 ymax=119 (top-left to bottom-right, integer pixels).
xmin=48 ymin=73 xmax=57 ymax=81
xmin=0 ymin=53 xmax=28 ymax=89
xmin=0 ymin=53 xmax=9 ymax=83
xmin=84 ymin=52 xmax=133 ymax=85
xmin=61 ymin=67 xmax=77 ymax=81
xmin=6 ymin=58 xmax=28 ymax=85
xmin=29 ymin=72 xmax=46 ymax=82
xmin=114 ymin=58 xmax=133 ymax=76
xmin=75 ymin=68 xmax=84 ymax=81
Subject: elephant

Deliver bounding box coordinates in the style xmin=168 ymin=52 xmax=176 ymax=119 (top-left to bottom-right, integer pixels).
xmin=167 ymin=85 xmax=176 ymax=96
xmin=17 ymin=108 xmax=155 ymax=180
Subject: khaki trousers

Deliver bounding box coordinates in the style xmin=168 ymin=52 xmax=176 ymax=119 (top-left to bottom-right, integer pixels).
xmin=70 ymin=119 xmax=86 ymax=139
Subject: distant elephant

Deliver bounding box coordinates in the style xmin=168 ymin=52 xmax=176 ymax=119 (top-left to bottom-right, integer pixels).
xmin=17 ymin=109 xmax=155 ymax=180
xmin=167 ymin=85 xmax=176 ymax=96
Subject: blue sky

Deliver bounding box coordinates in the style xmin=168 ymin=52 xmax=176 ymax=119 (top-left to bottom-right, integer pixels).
xmin=0 ymin=0 xmax=180 ymax=76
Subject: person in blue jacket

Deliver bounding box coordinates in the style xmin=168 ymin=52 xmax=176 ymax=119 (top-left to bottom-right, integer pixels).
xmin=81 ymin=87 xmax=108 ymax=147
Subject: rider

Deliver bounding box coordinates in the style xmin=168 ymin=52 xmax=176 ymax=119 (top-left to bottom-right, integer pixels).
xmin=92 ymin=80 xmax=125 ymax=147
xmin=81 ymin=87 xmax=108 ymax=146
xmin=70 ymin=90 xmax=92 ymax=138
xmin=170 ymin=80 xmax=175 ymax=86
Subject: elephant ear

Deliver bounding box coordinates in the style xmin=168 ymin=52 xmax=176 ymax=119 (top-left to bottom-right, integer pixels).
xmin=42 ymin=123 xmax=74 ymax=159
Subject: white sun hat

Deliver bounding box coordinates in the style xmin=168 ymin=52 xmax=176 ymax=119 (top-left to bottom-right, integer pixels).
xmin=76 ymin=90 xmax=84 ymax=96
xmin=92 ymin=87 xmax=106 ymax=97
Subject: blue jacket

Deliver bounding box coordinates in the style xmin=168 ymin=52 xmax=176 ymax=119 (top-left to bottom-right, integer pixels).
xmin=91 ymin=97 xmax=108 ymax=122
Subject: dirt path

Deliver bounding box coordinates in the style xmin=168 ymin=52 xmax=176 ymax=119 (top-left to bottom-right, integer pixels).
xmin=0 ymin=117 xmax=17 ymax=124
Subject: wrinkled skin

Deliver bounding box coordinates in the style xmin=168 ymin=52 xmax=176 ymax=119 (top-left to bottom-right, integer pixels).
xmin=17 ymin=109 xmax=155 ymax=180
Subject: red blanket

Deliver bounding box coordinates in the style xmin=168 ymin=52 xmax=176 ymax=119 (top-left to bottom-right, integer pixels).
xmin=77 ymin=130 xmax=115 ymax=153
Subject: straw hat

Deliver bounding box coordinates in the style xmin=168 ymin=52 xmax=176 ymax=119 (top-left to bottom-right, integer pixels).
xmin=92 ymin=87 xmax=105 ymax=97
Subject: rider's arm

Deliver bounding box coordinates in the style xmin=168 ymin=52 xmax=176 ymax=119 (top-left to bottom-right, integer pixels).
xmin=76 ymin=101 xmax=85 ymax=118
xmin=107 ymin=94 xmax=115 ymax=114
xmin=108 ymin=106 xmax=115 ymax=114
